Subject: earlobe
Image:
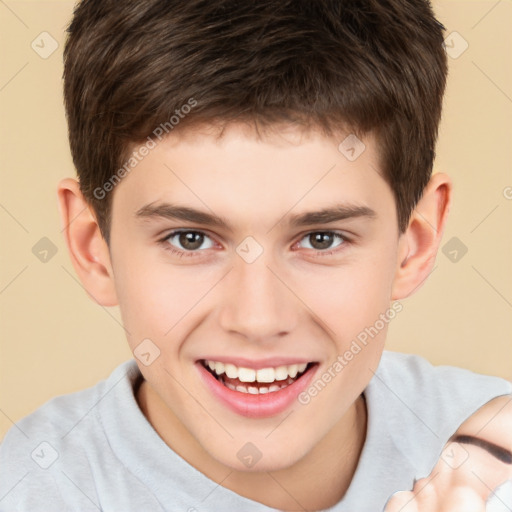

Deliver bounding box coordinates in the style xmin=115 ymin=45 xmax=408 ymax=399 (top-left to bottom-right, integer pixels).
xmin=57 ymin=178 xmax=118 ymax=307
xmin=391 ymin=172 xmax=452 ymax=300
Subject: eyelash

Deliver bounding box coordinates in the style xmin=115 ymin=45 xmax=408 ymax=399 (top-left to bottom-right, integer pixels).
xmin=158 ymin=230 xmax=351 ymax=259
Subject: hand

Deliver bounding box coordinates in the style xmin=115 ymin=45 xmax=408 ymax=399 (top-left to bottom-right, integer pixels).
xmin=385 ymin=477 xmax=512 ymax=511
xmin=384 ymin=395 xmax=512 ymax=512
xmin=384 ymin=443 xmax=509 ymax=511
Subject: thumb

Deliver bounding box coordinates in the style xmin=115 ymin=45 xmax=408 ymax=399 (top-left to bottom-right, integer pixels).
xmin=383 ymin=491 xmax=418 ymax=512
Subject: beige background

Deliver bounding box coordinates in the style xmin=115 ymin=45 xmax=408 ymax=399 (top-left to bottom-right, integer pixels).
xmin=0 ymin=1 xmax=511 ymax=442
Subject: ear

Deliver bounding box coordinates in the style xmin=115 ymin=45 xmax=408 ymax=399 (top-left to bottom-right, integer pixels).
xmin=391 ymin=172 xmax=452 ymax=300
xmin=57 ymin=178 xmax=118 ymax=306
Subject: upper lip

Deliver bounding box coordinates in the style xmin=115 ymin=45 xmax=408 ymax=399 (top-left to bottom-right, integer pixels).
xmin=198 ymin=357 xmax=317 ymax=369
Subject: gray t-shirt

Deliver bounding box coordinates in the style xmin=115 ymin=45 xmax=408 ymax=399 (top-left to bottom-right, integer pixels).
xmin=1 ymin=351 xmax=510 ymax=511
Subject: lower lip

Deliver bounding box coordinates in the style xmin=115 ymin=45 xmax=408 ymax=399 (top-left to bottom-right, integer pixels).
xmin=197 ymin=362 xmax=318 ymax=418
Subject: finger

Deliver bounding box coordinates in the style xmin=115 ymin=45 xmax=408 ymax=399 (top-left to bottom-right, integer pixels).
xmin=383 ymin=491 xmax=418 ymax=512
xmin=383 ymin=483 xmax=438 ymax=512
xmin=439 ymin=486 xmax=486 ymax=512
xmin=438 ymin=441 xmax=511 ymax=497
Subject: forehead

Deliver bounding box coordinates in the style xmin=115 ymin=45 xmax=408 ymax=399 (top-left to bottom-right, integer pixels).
xmin=111 ymin=123 xmax=394 ymax=227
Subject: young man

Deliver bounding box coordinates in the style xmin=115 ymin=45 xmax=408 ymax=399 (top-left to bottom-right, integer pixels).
xmin=0 ymin=1 xmax=511 ymax=511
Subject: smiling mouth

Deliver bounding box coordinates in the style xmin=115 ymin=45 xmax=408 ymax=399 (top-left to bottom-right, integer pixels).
xmin=200 ymin=359 xmax=316 ymax=395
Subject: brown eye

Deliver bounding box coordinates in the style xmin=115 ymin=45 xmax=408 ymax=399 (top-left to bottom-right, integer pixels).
xmin=179 ymin=232 xmax=204 ymax=250
xmin=165 ymin=231 xmax=214 ymax=251
xmin=299 ymin=232 xmax=345 ymax=251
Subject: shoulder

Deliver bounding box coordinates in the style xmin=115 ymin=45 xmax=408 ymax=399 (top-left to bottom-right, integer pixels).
xmin=1 ymin=359 xmax=137 ymax=446
xmin=367 ymin=351 xmax=512 ymax=475
xmin=374 ymin=351 xmax=512 ymax=422
xmin=376 ymin=351 xmax=512 ymax=402
xmin=0 ymin=359 xmax=138 ymax=511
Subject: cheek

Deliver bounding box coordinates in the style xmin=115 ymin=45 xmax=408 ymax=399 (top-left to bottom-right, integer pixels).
xmin=292 ymin=260 xmax=396 ymax=420
xmin=294 ymin=255 xmax=396 ymax=343
xmin=113 ymin=249 xmax=214 ymax=349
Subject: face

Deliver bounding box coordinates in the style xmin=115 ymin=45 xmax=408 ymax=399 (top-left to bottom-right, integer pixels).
xmin=108 ymin=123 xmax=402 ymax=471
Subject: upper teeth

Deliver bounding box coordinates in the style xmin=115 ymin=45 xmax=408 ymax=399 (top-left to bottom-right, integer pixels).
xmin=205 ymin=360 xmax=308 ymax=383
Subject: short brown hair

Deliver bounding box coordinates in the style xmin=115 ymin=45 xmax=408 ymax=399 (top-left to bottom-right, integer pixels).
xmin=63 ymin=0 xmax=448 ymax=243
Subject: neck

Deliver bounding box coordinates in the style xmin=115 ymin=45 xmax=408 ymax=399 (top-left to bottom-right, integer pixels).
xmin=136 ymin=379 xmax=367 ymax=510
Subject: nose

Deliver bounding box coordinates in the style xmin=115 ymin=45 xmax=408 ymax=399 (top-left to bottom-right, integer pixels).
xmin=218 ymin=253 xmax=300 ymax=342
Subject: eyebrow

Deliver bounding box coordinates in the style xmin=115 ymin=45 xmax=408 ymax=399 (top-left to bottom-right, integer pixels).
xmin=287 ymin=204 xmax=376 ymax=227
xmin=452 ymin=434 xmax=512 ymax=464
xmin=135 ymin=203 xmax=232 ymax=231
xmin=135 ymin=202 xmax=377 ymax=230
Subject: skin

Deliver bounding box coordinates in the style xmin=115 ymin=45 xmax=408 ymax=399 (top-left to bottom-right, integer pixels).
xmin=58 ymin=122 xmax=454 ymax=510
xmin=385 ymin=396 xmax=512 ymax=511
